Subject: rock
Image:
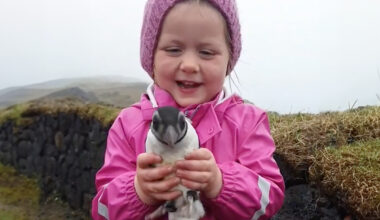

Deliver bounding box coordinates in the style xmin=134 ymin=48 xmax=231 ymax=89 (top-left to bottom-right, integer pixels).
xmin=33 ymin=155 xmax=43 ymax=173
xmin=44 ymin=156 xmax=57 ymax=177
xmin=55 ymin=131 xmax=64 ymax=151
xmin=78 ymin=171 xmax=91 ymax=194
xmin=68 ymin=188 xmax=83 ymax=210
xmin=79 ymin=151 xmax=91 ymax=169
xmin=17 ymin=140 xmax=31 ymax=159
xmin=19 ymin=129 xmax=32 ymax=140
xmin=73 ymin=134 xmax=85 ymax=154
xmin=44 ymin=144 xmax=58 ymax=157
xmin=31 ymin=141 xmax=43 ymax=157
xmin=88 ymin=121 xmax=101 ymax=141
xmin=25 ymin=155 xmax=35 ymax=176
xmin=1 ymin=142 xmax=12 ymax=153
xmin=18 ymin=158 xmax=27 ymax=172
xmin=82 ymin=193 xmax=93 ymax=214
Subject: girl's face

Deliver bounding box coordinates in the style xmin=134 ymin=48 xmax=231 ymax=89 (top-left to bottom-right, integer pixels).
xmin=153 ymin=2 xmax=230 ymax=107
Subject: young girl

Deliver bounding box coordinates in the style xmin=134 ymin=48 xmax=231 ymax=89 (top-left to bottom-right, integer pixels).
xmin=92 ymin=0 xmax=285 ymax=219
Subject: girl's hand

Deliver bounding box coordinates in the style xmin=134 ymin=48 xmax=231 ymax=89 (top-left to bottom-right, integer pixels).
xmin=134 ymin=153 xmax=182 ymax=205
xmin=175 ymin=148 xmax=222 ymax=199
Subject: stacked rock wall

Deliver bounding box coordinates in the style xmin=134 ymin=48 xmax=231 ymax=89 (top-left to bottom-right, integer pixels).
xmin=0 ymin=113 xmax=109 ymax=211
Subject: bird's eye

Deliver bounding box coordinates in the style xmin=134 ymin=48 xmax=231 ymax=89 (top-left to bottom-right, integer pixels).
xmin=152 ymin=117 xmax=159 ymax=131
xmin=179 ymin=116 xmax=186 ymax=131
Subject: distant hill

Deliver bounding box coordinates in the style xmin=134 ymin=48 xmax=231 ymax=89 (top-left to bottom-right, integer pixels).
xmin=25 ymin=75 xmax=143 ymax=90
xmin=0 ymin=76 xmax=149 ymax=109
xmin=0 ymin=88 xmax=55 ymax=108
xmin=41 ymin=87 xmax=99 ymax=102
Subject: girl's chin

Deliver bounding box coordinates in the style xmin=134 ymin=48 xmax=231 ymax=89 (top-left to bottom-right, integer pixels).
xmin=175 ymin=97 xmax=203 ymax=107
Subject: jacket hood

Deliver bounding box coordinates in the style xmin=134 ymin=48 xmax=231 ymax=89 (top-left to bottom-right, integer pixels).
xmin=137 ymin=83 xmax=243 ymax=145
xmin=145 ymin=82 xmax=234 ymax=110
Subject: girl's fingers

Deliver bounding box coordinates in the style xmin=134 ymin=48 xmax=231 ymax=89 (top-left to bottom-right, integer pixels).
xmin=151 ymin=190 xmax=182 ymax=201
xmin=137 ymin=153 xmax=162 ymax=169
xmin=180 ymin=178 xmax=207 ymax=191
xmin=185 ymin=148 xmax=212 ymax=160
xmin=145 ymin=177 xmax=181 ymax=193
xmin=141 ymin=165 xmax=174 ymax=182
xmin=175 ymin=159 xmax=211 ymax=171
xmin=176 ymin=169 xmax=210 ymax=183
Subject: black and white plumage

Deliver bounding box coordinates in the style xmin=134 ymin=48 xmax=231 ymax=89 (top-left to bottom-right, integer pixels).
xmin=145 ymin=106 xmax=205 ymax=220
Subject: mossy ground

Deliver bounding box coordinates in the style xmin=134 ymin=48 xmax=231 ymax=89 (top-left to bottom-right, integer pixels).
xmin=0 ymin=163 xmax=40 ymax=219
xmin=0 ymin=97 xmax=120 ymax=128
xmin=0 ymin=103 xmax=31 ymax=126
xmin=0 ymin=163 xmax=89 ymax=220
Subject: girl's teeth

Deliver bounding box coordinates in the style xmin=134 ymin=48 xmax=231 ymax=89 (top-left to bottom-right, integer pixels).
xmin=183 ymin=82 xmax=194 ymax=86
xmin=178 ymin=81 xmax=199 ymax=88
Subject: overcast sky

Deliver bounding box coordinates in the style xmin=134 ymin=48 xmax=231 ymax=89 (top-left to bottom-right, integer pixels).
xmin=0 ymin=0 xmax=379 ymax=114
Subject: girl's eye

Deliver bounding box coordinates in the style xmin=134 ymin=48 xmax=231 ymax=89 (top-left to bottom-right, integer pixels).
xmin=199 ymin=50 xmax=214 ymax=57
xmin=165 ymin=48 xmax=181 ymax=54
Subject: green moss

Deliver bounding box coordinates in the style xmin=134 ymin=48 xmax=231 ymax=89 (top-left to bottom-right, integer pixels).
xmin=21 ymin=98 xmax=121 ymax=127
xmin=0 ymin=98 xmax=122 ymax=128
xmin=78 ymin=103 xmax=120 ymax=127
xmin=0 ymin=163 xmax=40 ymax=219
xmin=0 ymin=103 xmax=30 ymax=126
xmin=0 ymin=208 xmax=29 ymax=220
xmin=0 ymin=164 xmax=40 ymax=207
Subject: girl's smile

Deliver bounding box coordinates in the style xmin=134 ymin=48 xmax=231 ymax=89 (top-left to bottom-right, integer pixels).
xmin=153 ymin=1 xmax=230 ymax=107
xmin=176 ymin=80 xmax=203 ymax=94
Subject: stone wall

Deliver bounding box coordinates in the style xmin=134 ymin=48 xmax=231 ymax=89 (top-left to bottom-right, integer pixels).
xmin=0 ymin=112 xmax=109 ymax=211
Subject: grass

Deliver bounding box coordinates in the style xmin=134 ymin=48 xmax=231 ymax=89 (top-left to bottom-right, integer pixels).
xmin=269 ymin=106 xmax=380 ymax=174
xmin=0 ymin=163 xmax=40 ymax=219
xmin=0 ymin=211 xmax=28 ymax=220
xmin=268 ymin=106 xmax=380 ymax=219
xmin=29 ymin=97 xmax=120 ymax=126
xmin=309 ymin=139 xmax=380 ymax=219
xmin=0 ymin=163 xmax=90 ymax=220
xmin=0 ymin=97 xmax=120 ymax=127
xmin=0 ymin=103 xmax=31 ymax=126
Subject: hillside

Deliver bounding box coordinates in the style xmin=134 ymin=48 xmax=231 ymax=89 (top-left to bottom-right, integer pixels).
xmin=41 ymin=87 xmax=99 ymax=102
xmin=0 ymin=76 xmax=148 ymax=108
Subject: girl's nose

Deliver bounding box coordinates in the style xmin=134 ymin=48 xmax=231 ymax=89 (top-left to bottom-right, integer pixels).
xmin=180 ymin=52 xmax=200 ymax=74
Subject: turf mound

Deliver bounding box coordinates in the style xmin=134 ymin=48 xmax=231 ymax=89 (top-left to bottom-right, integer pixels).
xmin=309 ymin=140 xmax=380 ymax=219
xmin=270 ymin=106 xmax=380 ymax=176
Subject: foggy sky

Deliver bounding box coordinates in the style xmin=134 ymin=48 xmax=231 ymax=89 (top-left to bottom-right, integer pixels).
xmin=0 ymin=0 xmax=379 ymax=114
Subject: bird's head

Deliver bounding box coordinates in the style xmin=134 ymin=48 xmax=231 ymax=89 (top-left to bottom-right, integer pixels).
xmin=151 ymin=106 xmax=187 ymax=146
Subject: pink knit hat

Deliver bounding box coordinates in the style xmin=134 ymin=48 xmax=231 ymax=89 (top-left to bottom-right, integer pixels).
xmin=140 ymin=0 xmax=241 ymax=78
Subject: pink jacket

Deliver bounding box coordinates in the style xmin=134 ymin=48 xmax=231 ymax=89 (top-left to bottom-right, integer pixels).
xmin=92 ymin=84 xmax=284 ymax=220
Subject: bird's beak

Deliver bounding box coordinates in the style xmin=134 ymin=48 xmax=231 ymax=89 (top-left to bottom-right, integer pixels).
xmin=164 ymin=126 xmax=178 ymax=146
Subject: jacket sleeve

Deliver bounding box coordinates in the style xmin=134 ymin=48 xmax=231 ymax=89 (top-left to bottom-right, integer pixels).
xmin=91 ymin=114 xmax=156 ymax=220
xmin=204 ymin=111 xmax=285 ymax=220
